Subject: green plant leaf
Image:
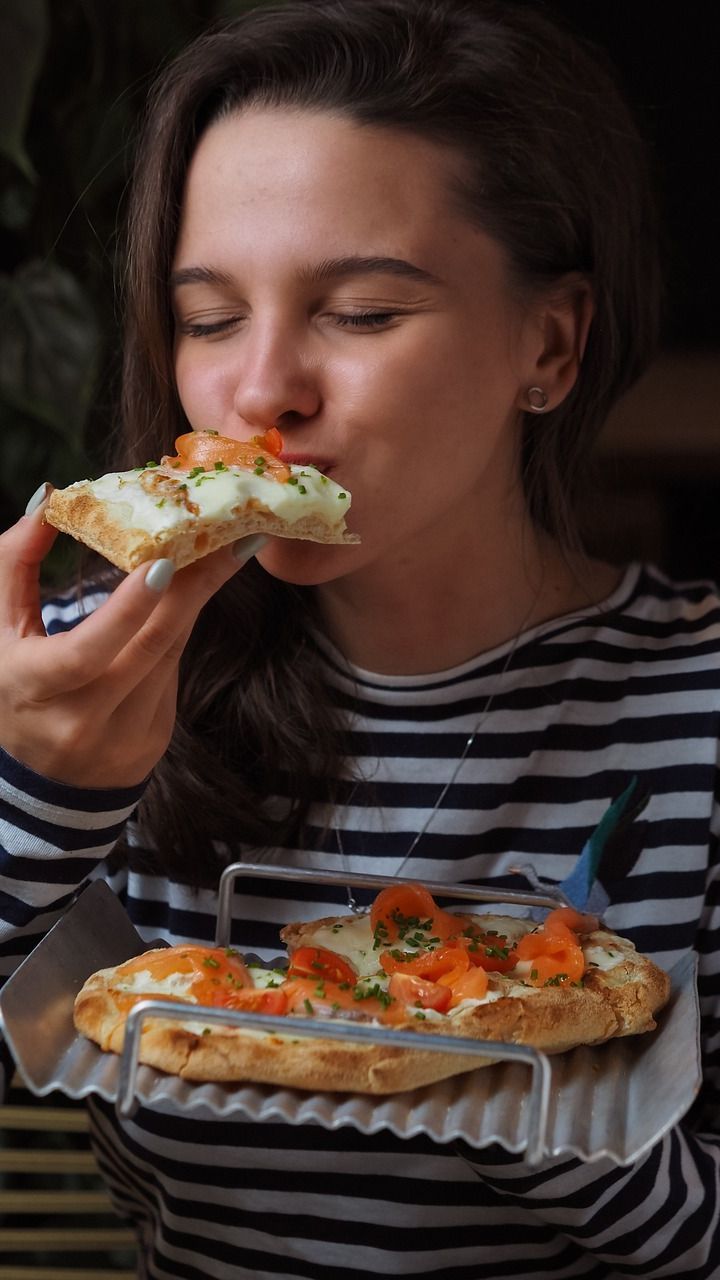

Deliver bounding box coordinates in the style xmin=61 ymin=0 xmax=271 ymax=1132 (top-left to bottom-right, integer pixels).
xmin=0 ymin=259 xmax=98 ymax=519
xmin=0 ymin=0 xmax=48 ymax=179
xmin=0 ymin=259 xmax=99 ymax=437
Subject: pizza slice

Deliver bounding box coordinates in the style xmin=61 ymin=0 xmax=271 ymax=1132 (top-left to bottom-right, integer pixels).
xmin=73 ymin=883 xmax=671 ymax=1094
xmin=45 ymin=428 xmax=359 ymax=572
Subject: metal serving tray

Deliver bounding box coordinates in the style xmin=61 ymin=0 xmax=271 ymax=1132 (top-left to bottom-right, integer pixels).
xmin=0 ymin=870 xmax=700 ymax=1167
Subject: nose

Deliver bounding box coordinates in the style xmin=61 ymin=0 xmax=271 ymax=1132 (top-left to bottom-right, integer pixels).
xmin=231 ymin=327 xmax=321 ymax=431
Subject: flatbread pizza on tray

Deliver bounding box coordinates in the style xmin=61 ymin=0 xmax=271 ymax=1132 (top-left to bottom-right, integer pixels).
xmin=73 ymin=883 xmax=670 ymax=1094
xmin=45 ymin=428 xmax=358 ymax=572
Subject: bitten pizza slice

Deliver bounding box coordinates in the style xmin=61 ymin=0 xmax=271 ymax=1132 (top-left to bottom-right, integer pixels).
xmin=45 ymin=428 xmax=359 ymax=572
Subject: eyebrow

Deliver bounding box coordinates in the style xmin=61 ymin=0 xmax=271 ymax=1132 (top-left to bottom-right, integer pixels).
xmin=169 ymin=256 xmax=443 ymax=291
xmin=170 ymin=266 xmax=235 ymax=290
xmin=299 ymin=255 xmax=443 ymax=287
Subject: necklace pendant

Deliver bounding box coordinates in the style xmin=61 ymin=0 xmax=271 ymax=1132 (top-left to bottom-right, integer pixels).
xmin=345 ymin=885 xmax=364 ymax=914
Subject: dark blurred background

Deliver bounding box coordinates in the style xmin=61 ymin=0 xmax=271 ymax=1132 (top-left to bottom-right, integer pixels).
xmin=1 ymin=0 xmax=719 ymax=578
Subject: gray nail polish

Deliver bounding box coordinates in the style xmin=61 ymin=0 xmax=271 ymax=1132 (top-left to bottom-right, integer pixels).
xmin=25 ymin=481 xmax=51 ymax=517
xmin=144 ymin=559 xmax=175 ymax=592
xmin=232 ymin=533 xmax=269 ymax=562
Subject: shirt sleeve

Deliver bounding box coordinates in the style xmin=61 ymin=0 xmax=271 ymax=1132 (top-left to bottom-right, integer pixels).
xmin=0 ymin=745 xmax=146 ymax=1095
xmin=0 ymin=745 xmax=144 ymax=964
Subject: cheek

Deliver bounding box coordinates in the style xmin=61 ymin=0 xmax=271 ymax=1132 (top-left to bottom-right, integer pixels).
xmin=356 ymin=322 xmax=516 ymax=436
xmin=174 ymin=347 xmax=231 ymax=422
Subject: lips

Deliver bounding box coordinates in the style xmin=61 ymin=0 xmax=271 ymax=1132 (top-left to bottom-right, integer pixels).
xmin=280 ymin=453 xmax=334 ymax=474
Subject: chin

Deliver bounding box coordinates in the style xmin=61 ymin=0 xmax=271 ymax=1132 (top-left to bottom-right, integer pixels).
xmin=255 ymin=538 xmax=361 ymax=587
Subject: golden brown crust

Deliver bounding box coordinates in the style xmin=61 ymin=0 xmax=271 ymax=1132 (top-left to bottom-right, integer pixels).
xmin=45 ymin=481 xmax=358 ymax=573
xmin=73 ymin=916 xmax=671 ymax=1094
xmin=73 ymin=981 xmax=126 ymax=1052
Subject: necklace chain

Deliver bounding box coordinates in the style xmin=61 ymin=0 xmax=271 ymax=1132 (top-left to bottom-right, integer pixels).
xmin=335 ymin=604 xmax=536 ymax=911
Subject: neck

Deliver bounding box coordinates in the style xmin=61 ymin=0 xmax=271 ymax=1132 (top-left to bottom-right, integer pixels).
xmin=314 ymin=519 xmax=619 ymax=676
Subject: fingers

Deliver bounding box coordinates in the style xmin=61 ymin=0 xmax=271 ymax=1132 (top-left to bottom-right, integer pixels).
xmin=0 ymin=529 xmax=267 ymax=788
xmin=164 ymin=533 xmax=268 ymax=601
xmin=28 ymin=557 xmax=180 ymax=695
xmin=0 ymin=486 xmax=58 ymax=633
xmin=29 ymin=534 xmax=267 ymax=700
xmin=101 ymin=535 xmax=268 ymax=700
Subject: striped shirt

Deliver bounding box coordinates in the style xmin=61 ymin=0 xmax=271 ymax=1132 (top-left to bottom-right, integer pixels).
xmin=1 ymin=560 xmax=720 ymax=1279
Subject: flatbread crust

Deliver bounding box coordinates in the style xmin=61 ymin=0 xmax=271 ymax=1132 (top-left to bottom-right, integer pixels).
xmin=73 ymin=912 xmax=671 ymax=1095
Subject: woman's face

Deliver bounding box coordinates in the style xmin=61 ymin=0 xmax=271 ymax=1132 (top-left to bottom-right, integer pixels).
xmin=171 ymin=108 xmax=544 ymax=586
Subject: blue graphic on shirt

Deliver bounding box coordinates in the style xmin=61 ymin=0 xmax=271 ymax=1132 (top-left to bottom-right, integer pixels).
xmin=558 ymin=777 xmax=648 ymax=914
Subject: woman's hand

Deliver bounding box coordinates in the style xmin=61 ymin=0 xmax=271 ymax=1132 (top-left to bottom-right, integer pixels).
xmin=0 ymin=486 xmax=265 ymax=789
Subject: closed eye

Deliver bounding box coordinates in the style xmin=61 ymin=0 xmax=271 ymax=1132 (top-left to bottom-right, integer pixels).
xmin=177 ymin=315 xmax=245 ymax=338
xmin=333 ymin=311 xmax=400 ymax=329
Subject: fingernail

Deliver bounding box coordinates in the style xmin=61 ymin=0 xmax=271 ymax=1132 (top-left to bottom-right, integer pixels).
xmin=232 ymin=533 xmax=269 ymax=562
xmin=144 ymin=558 xmax=175 ymax=593
xmin=25 ymin=481 xmax=52 ymax=517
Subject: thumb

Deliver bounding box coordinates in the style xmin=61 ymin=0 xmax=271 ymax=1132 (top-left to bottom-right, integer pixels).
xmin=25 ymin=481 xmax=54 ymax=519
xmin=173 ymin=532 xmax=269 ymax=598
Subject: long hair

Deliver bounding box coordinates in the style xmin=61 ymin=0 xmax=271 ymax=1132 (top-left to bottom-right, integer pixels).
xmin=112 ymin=0 xmax=662 ymax=882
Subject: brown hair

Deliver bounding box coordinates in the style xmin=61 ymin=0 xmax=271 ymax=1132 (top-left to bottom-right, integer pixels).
xmin=113 ymin=0 xmax=662 ymax=882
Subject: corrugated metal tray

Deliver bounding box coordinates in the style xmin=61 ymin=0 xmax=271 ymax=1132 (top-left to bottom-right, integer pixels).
xmin=0 ymin=876 xmax=699 ymax=1167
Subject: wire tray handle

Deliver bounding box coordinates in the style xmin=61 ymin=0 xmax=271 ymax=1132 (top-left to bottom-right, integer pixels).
xmin=214 ymin=861 xmax=565 ymax=948
xmin=118 ymin=999 xmax=552 ymax=1164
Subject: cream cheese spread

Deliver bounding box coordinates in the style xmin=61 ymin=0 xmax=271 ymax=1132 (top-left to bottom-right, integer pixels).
xmin=76 ymin=461 xmax=351 ymax=534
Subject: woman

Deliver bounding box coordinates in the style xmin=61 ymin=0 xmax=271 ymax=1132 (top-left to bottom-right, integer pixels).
xmin=1 ymin=2 xmax=718 ymax=1276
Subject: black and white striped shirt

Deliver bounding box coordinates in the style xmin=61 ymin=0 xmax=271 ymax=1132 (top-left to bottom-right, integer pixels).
xmin=2 ymin=561 xmax=720 ymax=1279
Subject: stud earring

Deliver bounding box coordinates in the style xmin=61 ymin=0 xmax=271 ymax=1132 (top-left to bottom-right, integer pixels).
xmin=526 ymin=386 xmax=548 ymax=413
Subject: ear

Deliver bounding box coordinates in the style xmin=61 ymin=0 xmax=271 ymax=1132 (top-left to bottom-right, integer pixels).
xmin=516 ymin=275 xmax=594 ymax=412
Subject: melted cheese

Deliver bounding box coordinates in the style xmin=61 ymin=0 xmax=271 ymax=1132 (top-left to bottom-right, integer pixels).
xmin=110 ymin=963 xmax=300 ymax=1043
xmin=583 ymin=942 xmax=626 ymax=971
xmin=301 ymin=914 xmax=629 ymax=1016
xmin=305 ymin=917 xmax=380 ymax=978
xmin=111 ymin=918 xmax=628 ymax=1033
xmin=247 ymin=966 xmax=287 ymax=989
xmin=76 ymin=461 xmax=351 ymax=535
xmin=300 ymin=915 xmax=547 ymax=1015
xmin=113 ymin=969 xmax=197 ymax=999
